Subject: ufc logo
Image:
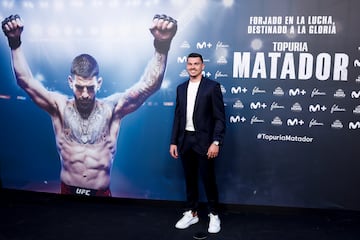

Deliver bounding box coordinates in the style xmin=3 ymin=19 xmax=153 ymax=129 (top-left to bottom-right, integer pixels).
xmin=76 ymin=188 xmax=91 ymax=196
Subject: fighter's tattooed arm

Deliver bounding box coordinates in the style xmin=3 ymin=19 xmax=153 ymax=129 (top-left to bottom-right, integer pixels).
xmin=110 ymin=52 xmax=167 ymax=119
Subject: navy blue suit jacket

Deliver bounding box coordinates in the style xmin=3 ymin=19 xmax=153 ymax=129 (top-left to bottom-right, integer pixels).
xmin=170 ymin=77 xmax=226 ymax=155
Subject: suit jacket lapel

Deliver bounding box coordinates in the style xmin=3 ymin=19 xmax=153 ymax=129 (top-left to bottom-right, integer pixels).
xmin=182 ymin=81 xmax=190 ymax=113
xmin=193 ymin=78 xmax=205 ymax=112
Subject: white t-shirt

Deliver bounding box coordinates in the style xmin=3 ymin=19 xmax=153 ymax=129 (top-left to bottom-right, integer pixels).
xmin=185 ymin=80 xmax=201 ymax=131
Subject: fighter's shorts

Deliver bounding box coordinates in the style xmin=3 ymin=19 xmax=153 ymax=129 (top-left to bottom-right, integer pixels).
xmin=61 ymin=182 xmax=112 ymax=197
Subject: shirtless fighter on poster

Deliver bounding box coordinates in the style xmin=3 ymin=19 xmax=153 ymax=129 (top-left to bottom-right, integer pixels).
xmin=1 ymin=14 xmax=177 ymax=196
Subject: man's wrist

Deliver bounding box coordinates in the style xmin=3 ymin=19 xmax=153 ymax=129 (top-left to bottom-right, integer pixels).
xmin=8 ymin=36 xmax=21 ymax=50
xmin=154 ymin=39 xmax=171 ymax=54
xmin=212 ymin=141 xmax=220 ymax=146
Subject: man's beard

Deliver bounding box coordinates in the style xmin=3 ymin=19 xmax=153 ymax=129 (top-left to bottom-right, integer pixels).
xmin=76 ymin=98 xmax=95 ymax=118
xmin=188 ymin=70 xmax=201 ymax=78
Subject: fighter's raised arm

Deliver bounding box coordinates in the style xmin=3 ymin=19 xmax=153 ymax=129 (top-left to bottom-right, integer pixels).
xmin=110 ymin=14 xmax=177 ymax=119
xmin=2 ymin=15 xmax=64 ymax=115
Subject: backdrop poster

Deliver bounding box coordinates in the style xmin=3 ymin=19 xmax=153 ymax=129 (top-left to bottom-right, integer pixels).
xmin=1 ymin=0 xmax=360 ymax=211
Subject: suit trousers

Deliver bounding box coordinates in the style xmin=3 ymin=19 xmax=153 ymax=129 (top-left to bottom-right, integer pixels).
xmin=180 ymin=131 xmax=219 ymax=214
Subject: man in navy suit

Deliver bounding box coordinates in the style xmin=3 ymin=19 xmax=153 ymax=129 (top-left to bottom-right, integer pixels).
xmin=169 ymin=52 xmax=226 ymax=234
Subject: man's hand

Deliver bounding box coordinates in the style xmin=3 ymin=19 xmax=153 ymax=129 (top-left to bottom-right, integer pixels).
xmin=169 ymin=144 xmax=179 ymax=159
xmin=207 ymin=144 xmax=219 ymax=159
xmin=2 ymin=14 xmax=24 ymax=49
xmin=150 ymin=14 xmax=177 ymax=54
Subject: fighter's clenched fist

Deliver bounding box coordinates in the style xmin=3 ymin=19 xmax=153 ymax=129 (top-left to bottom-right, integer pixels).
xmin=150 ymin=14 xmax=177 ymax=54
xmin=2 ymin=14 xmax=24 ymax=49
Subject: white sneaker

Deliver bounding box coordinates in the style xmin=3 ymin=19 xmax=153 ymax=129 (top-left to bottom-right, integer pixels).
xmin=208 ymin=213 xmax=221 ymax=233
xmin=175 ymin=210 xmax=199 ymax=229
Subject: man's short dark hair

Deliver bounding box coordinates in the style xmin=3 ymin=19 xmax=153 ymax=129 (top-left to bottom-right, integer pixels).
xmin=187 ymin=52 xmax=203 ymax=63
xmin=70 ymin=54 xmax=99 ymax=78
